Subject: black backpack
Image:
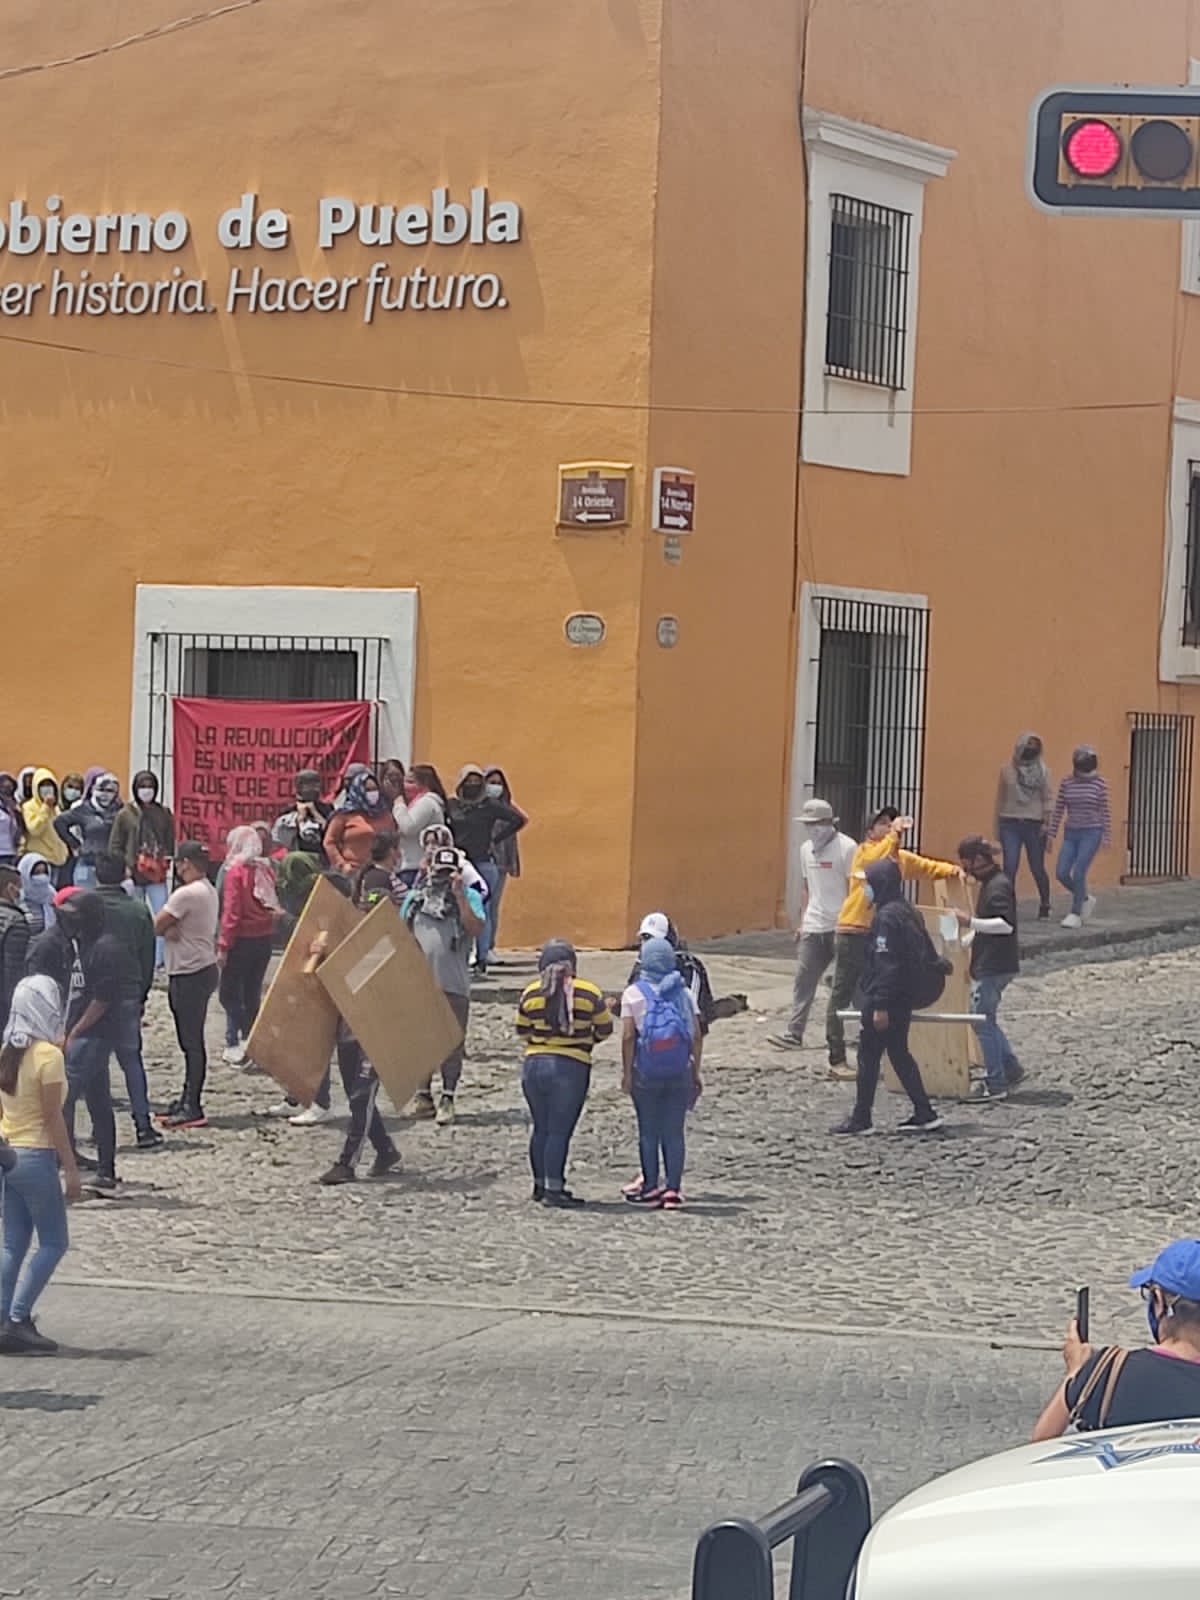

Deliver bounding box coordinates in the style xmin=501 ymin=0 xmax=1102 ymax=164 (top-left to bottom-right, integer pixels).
xmin=904 ymin=905 xmax=953 ymax=1009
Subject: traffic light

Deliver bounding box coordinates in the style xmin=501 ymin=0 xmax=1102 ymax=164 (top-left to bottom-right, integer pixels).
xmin=1029 ymin=86 xmax=1200 ymax=214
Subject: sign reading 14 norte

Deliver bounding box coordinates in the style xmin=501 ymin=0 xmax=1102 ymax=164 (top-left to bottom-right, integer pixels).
xmin=557 ymin=462 xmax=632 ymax=529
xmin=652 ymin=467 xmax=696 ymax=533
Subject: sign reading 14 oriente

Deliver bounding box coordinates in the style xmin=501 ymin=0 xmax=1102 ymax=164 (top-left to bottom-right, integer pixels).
xmin=0 ymin=187 xmax=522 ymax=324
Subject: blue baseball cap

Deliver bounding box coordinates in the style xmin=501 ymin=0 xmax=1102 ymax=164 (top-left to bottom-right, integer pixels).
xmin=1129 ymin=1240 xmax=1200 ymax=1299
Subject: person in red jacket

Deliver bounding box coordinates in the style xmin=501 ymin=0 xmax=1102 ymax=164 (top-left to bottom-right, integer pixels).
xmin=218 ymin=825 xmax=280 ymax=1067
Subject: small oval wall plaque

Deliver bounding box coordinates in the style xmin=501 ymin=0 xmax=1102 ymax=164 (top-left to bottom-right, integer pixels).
xmin=565 ymin=612 xmax=606 ymax=646
xmin=656 ymin=615 xmax=680 ymax=648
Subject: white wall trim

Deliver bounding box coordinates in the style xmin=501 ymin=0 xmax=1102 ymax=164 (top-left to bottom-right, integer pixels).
xmin=785 ymin=583 xmax=930 ymax=921
xmin=1182 ymin=62 xmax=1200 ymax=295
xmin=129 ymin=585 xmax=419 ymax=800
xmin=1161 ymin=410 xmax=1200 ymax=683
xmin=801 ymin=109 xmax=955 ymax=478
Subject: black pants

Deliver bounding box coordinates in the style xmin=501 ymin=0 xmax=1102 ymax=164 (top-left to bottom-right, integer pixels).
xmin=169 ymin=965 xmax=218 ymax=1110
xmin=854 ymin=1007 xmax=934 ymax=1123
xmin=65 ymin=1032 xmax=118 ymax=1180
xmin=827 ymin=933 xmax=867 ymax=1064
xmin=521 ymin=1053 xmax=590 ymax=1191
xmin=335 ymin=1028 xmax=396 ymax=1170
xmin=219 ymin=935 xmax=273 ymax=1043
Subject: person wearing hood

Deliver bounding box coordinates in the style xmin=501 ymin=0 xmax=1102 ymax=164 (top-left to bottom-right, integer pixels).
xmin=447 ymin=764 xmax=526 ymax=977
xmin=56 ymin=771 xmax=122 ymax=888
xmin=770 ymin=799 xmax=858 ymax=1051
xmin=16 ymin=767 xmax=36 ymax=806
xmin=832 ymin=858 xmax=944 ymax=1137
xmin=18 ymin=854 xmax=56 ymax=936
xmin=392 ymin=763 xmax=447 ymax=884
xmin=995 ymin=733 xmax=1053 ymax=919
xmin=323 ymin=770 xmax=395 ymax=875
xmin=483 ymin=766 xmax=526 ymax=949
xmin=271 ymin=769 xmax=334 ymax=861
xmin=94 ymin=853 xmax=160 ymax=1149
xmin=217 ymin=826 xmax=280 ymax=1068
xmin=0 ymin=772 xmax=25 ymax=867
xmin=21 ymin=769 xmax=68 ymax=873
xmin=0 ymin=864 xmax=30 ymax=1022
xmin=620 ymin=936 xmax=703 ymax=1210
xmin=109 ymin=770 xmax=176 ymax=938
xmin=0 ymin=974 xmax=82 ymax=1355
xmin=515 ymin=940 xmax=613 ymax=1208
xmin=1048 ymin=744 xmax=1111 ymax=929
xmin=626 ymin=913 xmax=717 ymax=1035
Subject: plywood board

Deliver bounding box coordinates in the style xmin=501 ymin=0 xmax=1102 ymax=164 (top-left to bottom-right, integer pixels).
xmin=317 ymin=898 xmax=465 ymax=1113
xmin=246 ymin=877 xmax=362 ymax=1105
xmin=883 ymin=881 xmax=980 ymax=1101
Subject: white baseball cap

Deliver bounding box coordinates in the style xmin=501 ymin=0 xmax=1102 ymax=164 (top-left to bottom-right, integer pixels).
xmin=638 ymin=912 xmax=670 ymax=940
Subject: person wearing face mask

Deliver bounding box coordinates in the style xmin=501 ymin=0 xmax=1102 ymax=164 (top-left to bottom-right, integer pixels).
xmin=482 ymin=766 xmax=526 ymax=949
xmin=392 ymin=763 xmax=447 ymax=885
xmin=217 ymin=826 xmax=281 ymax=1070
xmin=57 ymin=771 xmax=122 ymax=889
xmin=0 ymin=773 xmax=25 ymax=868
xmin=323 ymin=771 xmax=395 ymax=875
xmin=18 ymin=855 xmax=57 ymax=937
xmin=0 ymin=864 xmax=30 ymax=1022
xmin=447 ymin=764 xmax=526 ymax=977
xmin=271 ymin=769 xmax=334 ymax=861
xmin=52 ymin=774 xmax=85 ymax=886
xmin=379 ymin=759 xmax=407 ymax=806
xmin=110 ymin=771 xmax=176 ymax=966
xmin=995 ymin=733 xmax=1053 ymax=920
xmin=21 ymin=769 xmax=68 ymax=875
xmin=1047 ymin=745 xmax=1111 ymax=929
xmin=769 ymin=799 xmax=858 ymax=1052
xmin=1032 ymin=1241 xmax=1200 ymax=1440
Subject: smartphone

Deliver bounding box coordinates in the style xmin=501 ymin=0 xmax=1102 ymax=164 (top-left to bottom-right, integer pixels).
xmin=1076 ymin=1286 xmax=1090 ymax=1344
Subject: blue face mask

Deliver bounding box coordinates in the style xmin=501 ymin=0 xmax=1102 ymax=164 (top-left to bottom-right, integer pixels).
xmin=863 ymin=884 xmax=875 ymax=905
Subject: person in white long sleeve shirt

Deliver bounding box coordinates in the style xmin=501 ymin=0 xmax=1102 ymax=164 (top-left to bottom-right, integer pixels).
xmin=769 ymin=799 xmax=858 ymax=1051
xmin=955 ymin=835 xmax=1024 ymax=1104
xmin=391 ymin=764 xmax=448 ymax=883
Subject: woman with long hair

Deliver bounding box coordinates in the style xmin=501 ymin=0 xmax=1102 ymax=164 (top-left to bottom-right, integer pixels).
xmin=0 ymin=974 xmax=81 ymax=1354
xmin=0 ymin=772 xmax=25 ymax=868
xmin=447 ymin=765 xmax=526 ymax=976
xmin=217 ymin=825 xmax=280 ymax=1067
xmin=392 ymin=763 xmax=447 ymax=886
xmin=515 ymin=940 xmax=613 ymax=1208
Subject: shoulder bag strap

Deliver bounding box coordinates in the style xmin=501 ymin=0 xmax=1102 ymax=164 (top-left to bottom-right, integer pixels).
xmin=1096 ymin=1349 xmax=1131 ymax=1431
xmin=1068 ymin=1346 xmax=1121 ymax=1427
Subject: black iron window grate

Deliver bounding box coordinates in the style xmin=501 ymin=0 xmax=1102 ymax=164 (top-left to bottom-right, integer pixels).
xmin=1183 ymin=465 xmax=1200 ymax=646
xmin=809 ymin=597 xmax=929 ymax=847
xmin=825 ymin=194 xmax=912 ymax=390
xmin=146 ymin=633 xmax=385 ymax=793
xmin=1127 ymin=711 xmax=1193 ymax=880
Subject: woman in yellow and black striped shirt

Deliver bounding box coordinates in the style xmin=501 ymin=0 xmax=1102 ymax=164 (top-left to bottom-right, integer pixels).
xmin=515 ymin=939 xmax=613 ymax=1209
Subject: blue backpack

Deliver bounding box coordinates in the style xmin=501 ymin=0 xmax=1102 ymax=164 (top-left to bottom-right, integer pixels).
xmin=635 ymin=978 xmax=694 ymax=1080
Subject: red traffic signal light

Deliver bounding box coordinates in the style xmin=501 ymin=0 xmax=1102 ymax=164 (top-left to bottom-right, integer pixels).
xmin=1031 ymin=86 xmax=1200 ymax=213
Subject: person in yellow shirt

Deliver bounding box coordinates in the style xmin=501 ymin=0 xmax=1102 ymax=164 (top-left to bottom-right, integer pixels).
xmin=19 ymin=767 xmax=68 ymax=873
xmin=825 ymin=808 xmax=962 ymax=1079
xmin=0 ymin=973 xmax=81 ymax=1355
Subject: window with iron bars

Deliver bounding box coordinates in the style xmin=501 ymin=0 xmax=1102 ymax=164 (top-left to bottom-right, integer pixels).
xmin=1184 ymin=464 xmax=1200 ymax=646
xmin=824 ymin=194 xmax=912 ymax=390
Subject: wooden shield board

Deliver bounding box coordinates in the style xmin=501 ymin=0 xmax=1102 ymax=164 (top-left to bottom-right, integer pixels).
xmin=246 ymin=877 xmax=362 ymax=1105
xmin=883 ymin=880 xmax=981 ymax=1100
xmin=317 ymin=898 xmax=465 ymax=1113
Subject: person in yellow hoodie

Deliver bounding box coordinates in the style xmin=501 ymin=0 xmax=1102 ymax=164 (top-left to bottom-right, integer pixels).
xmin=20 ymin=769 xmax=68 ymax=874
xmin=825 ymin=807 xmax=962 ymax=1079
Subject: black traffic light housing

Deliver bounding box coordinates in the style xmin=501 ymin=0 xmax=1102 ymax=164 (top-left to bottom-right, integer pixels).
xmin=1030 ymin=84 xmax=1200 ymax=214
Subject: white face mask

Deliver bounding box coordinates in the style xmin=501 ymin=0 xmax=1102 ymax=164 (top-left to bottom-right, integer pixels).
xmin=63 ymin=787 xmax=82 ymax=804
xmin=806 ymin=823 xmax=836 ymax=849
xmin=136 ymin=787 xmax=156 ymax=804
xmin=485 ymin=782 xmax=504 ymax=800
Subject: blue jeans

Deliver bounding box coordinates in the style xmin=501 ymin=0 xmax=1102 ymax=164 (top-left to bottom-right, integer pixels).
xmin=632 ymin=1074 xmax=692 ymax=1193
xmin=1 ymin=1148 xmax=69 ymax=1324
xmin=998 ymin=818 xmax=1051 ymax=910
xmin=473 ymin=860 xmax=501 ymax=968
xmin=969 ymin=974 xmax=1021 ymax=1092
xmin=65 ymin=1033 xmax=118 ymax=1180
xmin=135 ymin=880 xmax=169 ymax=968
xmin=522 ymin=1054 xmax=590 ymax=1191
xmin=109 ymin=997 xmax=152 ymax=1132
xmin=1056 ymin=826 xmax=1103 ymax=916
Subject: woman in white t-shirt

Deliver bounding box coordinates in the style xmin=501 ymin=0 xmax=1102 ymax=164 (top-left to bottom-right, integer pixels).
xmin=153 ymin=842 xmax=220 ymax=1130
xmin=620 ymin=937 xmax=702 ymax=1211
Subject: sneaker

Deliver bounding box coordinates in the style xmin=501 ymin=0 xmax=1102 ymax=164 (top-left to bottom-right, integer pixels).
xmin=410 ymin=1090 xmax=437 ymax=1121
xmin=157 ymin=1098 xmax=184 ymax=1121
xmin=435 ymin=1094 xmax=456 ymax=1127
xmin=2 ymin=1318 xmax=58 ymax=1354
xmin=159 ymin=1106 xmax=207 ymax=1130
xmin=624 ymin=1185 xmax=666 ymax=1206
xmin=828 ymin=1064 xmax=858 ymax=1083
xmin=1081 ymin=895 xmax=1097 ymax=922
xmin=831 ymin=1115 xmax=874 ymax=1136
xmin=543 ymin=1188 xmax=585 ymax=1208
xmin=1061 ymin=913 xmax=1082 ymax=929
xmin=222 ymin=1044 xmax=247 ymax=1066
xmin=87 ymin=1174 xmax=121 ymax=1197
xmin=1005 ymin=1064 xmax=1027 ymax=1089
xmin=266 ymin=1099 xmax=297 ymax=1118
xmin=767 ymin=1033 xmax=806 ymax=1050
xmin=1037 ymin=905 xmax=1051 ymax=921
xmin=899 ymin=1110 xmax=945 ymax=1133
xmin=472 ymin=961 xmax=489 ymax=979
xmin=318 ymin=1162 xmax=356 ymax=1186
xmin=965 ymin=1083 xmax=1006 ymax=1104
xmin=369 ymin=1148 xmax=402 ymax=1179
xmin=75 ymin=1153 xmax=99 ymax=1173
xmin=531 ymin=1183 xmax=545 ymax=1203
xmin=288 ymin=1104 xmax=334 ymax=1127
xmin=661 ymin=1190 xmax=684 ymax=1210
xmin=135 ymin=1126 xmax=165 ymax=1150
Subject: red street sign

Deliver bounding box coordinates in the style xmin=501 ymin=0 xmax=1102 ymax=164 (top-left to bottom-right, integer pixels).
xmin=653 ymin=467 xmax=695 ymax=533
xmin=558 ymin=469 xmax=629 ymax=528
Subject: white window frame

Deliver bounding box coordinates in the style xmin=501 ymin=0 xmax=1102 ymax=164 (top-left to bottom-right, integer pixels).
xmin=1181 ymin=60 xmax=1200 ymax=294
xmin=129 ymin=585 xmax=418 ymax=803
xmin=1161 ymin=402 xmax=1200 ymax=682
xmin=785 ymin=582 xmax=929 ymax=923
xmin=801 ymin=109 xmax=955 ymax=477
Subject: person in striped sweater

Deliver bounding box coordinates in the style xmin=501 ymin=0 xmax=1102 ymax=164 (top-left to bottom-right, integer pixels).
xmin=1047 ymin=746 xmax=1111 ymax=928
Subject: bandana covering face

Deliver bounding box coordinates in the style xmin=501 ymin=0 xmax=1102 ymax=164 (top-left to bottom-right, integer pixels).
xmin=225 ymin=825 xmax=281 ymax=912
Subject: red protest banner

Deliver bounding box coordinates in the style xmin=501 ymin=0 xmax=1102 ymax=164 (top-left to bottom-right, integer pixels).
xmin=172 ymin=697 xmax=372 ymax=859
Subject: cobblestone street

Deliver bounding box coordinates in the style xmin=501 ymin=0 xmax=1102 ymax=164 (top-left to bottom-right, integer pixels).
xmin=6 ymin=936 xmax=1200 ymax=1598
